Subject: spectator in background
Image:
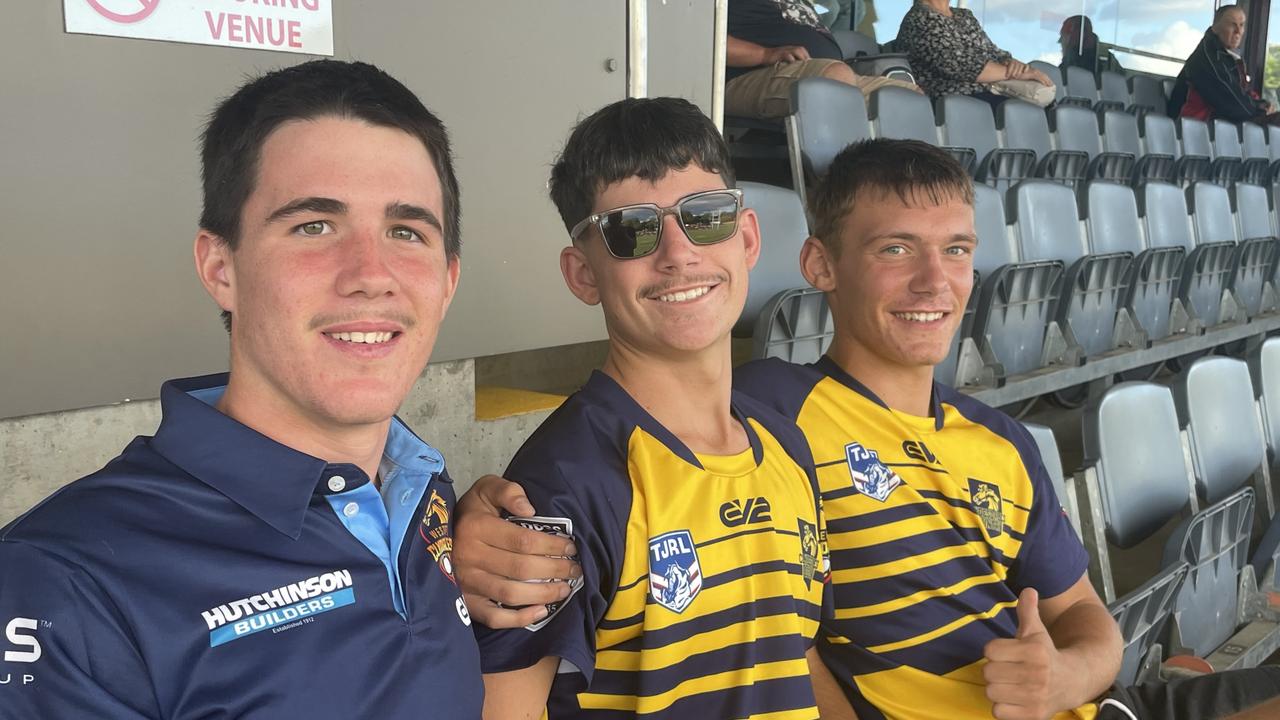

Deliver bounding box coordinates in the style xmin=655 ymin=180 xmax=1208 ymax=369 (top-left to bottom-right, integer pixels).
xmin=1060 ymin=15 xmax=1098 ymax=73
xmin=898 ymin=0 xmax=1055 ymax=108
xmin=726 ymin=0 xmax=919 ymax=121
xmin=1169 ymin=4 xmax=1278 ymax=124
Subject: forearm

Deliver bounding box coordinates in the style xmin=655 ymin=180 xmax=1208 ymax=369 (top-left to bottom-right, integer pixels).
xmin=1046 ymin=602 xmax=1122 ymax=707
xmin=808 ymin=647 xmax=858 ymax=719
xmin=975 ymin=61 xmax=1010 ymax=83
xmin=726 ymin=35 xmax=770 ymax=67
xmin=482 ymin=656 xmax=559 ymax=720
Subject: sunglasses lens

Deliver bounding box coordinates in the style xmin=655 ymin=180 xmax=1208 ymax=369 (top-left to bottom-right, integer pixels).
xmin=600 ymin=207 xmax=661 ymax=258
xmin=680 ymin=192 xmax=740 ymax=245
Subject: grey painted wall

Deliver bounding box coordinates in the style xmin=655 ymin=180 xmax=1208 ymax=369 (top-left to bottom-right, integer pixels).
xmin=2 ymin=1 xmax=717 ymax=419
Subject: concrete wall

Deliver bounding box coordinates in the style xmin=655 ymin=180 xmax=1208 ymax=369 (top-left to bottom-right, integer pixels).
xmin=0 ymin=359 xmax=551 ymax=527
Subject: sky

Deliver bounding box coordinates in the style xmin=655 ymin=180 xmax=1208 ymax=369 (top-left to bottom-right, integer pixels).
xmin=863 ymin=0 xmax=1223 ymax=78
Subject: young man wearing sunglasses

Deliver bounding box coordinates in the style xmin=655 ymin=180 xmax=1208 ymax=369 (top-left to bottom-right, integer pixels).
xmin=470 ymin=97 xmax=849 ymax=719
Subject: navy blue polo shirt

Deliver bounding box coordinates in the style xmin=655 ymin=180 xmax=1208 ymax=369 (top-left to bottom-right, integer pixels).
xmin=0 ymin=374 xmax=483 ymax=718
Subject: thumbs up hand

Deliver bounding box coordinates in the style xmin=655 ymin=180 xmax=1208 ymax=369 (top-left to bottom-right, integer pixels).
xmin=982 ymin=588 xmax=1064 ymax=720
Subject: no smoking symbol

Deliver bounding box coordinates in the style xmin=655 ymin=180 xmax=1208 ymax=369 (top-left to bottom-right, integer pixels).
xmin=85 ymin=0 xmax=159 ymax=24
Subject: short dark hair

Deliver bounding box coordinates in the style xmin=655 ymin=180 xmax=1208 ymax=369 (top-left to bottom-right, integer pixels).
xmin=200 ymin=59 xmax=460 ymax=330
xmin=1214 ymin=4 xmax=1244 ymax=23
xmin=809 ymin=139 xmax=973 ymax=255
xmin=548 ymin=97 xmax=735 ymax=234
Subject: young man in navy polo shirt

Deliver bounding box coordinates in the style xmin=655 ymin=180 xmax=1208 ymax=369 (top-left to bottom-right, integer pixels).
xmin=0 ymin=60 xmax=539 ymax=718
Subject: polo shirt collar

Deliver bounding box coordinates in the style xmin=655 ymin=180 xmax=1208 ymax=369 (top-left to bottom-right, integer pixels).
xmin=813 ymin=355 xmax=946 ymax=430
xmin=151 ymin=373 xmax=445 ymax=540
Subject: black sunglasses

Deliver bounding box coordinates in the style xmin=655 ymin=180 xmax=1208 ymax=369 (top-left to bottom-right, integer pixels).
xmin=569 ymin=189 xmax=744 ymax=259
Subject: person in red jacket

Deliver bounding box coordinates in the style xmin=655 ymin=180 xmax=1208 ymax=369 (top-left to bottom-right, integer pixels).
xmin=1169 ymin=5 xmax=1277 ymax=124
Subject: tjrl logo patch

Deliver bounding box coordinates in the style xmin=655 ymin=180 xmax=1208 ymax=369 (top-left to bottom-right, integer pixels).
xmin=968 ymin=478 xmax=1004 ymax=537
xmin=844 ymin=442 xmax=904 ymax=502
xmin=648 ymin=530 xmax=703 ymax=613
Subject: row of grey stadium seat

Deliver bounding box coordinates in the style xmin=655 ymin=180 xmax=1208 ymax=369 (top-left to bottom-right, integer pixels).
xmin=1024 ymin=347 xmax=1280 ymax=683
xmin=1027 ymin=61 xmax=1174 ymax=116
xmin=786 ymin=78 xmax=1280 ymax=197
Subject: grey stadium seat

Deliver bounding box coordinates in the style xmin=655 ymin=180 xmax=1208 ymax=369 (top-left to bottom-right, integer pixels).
xmin=1210 ymin=119 xmax=1244 ymax=183
xmin=1082 ymin=181 xmax=1180 ymax=342
xmin=1137 ymin=181 xmax=1215 ymax=333
xmin=1270 ymin=126 xmax=1280 ymax=162
xmin=869 ymin=86 xmax=974 ymax=171
xmin=1177 ymin=118 xmax=1214 ymax=184
xmin=1137 ymin=114 xmax=1180 ymax=183
xmin=968 ymin=182 xmax=1064 ymax=379
xmin=1163 ymin=358 xmax=1273 ymax=662
xmin=1025 ymin=416 xmax=1183 ymax=686
xmin=1010 ymin=179 xmax=1129 ymax=358
xmin=1190 ymin=181 xmax=1276 ymax=320
xmin=1129 ymin=75 xmax=1168 ymax=115
xmin=736 ymin=182 xmax=809 ymax=337
xmin=751 ymin=287 xmax=833 ymax=364
xmin=1242 ymin=122 xmax=1270 ymax=185
xmin=937 ymin=94 xmax=1032 ymax=187
xmin=1173 ymin=357 xmax=1268 ymax=507
xmin=1249 ymin=338 xmax=1280 ymax=590
xmin=1023 ymin=422 xmax=1080 ymax=536
xmin=1083 ymin=381 xmax=1254 ymax=665
xmin=1100 ymin=70 xmax=1131 ymax=110
xmin=999 ymin=100 xmax=1086 ymax=185
xmin=1063 ymin=65 xmax=1100 ymax=107
xmin=1178 ymin=183 xmax=1240 ymax=326
xmin=830 ymin=29 xmax=878 ymax=59
xmin=785 ymin=78 xmax=872 ymax=200
xmin=937 ymin=183 xmax=1011 ymax=386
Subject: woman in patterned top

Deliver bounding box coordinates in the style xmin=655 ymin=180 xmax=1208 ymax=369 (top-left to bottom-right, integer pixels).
xmin=898 ymin=0 xmax=1054 ymax=107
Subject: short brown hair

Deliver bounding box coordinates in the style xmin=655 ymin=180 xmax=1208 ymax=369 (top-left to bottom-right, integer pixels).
xmin=809 ymin=139 xmax=973 ymax=254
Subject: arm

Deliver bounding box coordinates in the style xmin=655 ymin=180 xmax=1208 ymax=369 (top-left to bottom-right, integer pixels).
xmin=726 ymin=34 xmax=810 ymax=68
xmin=809 ymin=646 xmax=858 ymax=719
xmin=454 ymin=475 xmax=583 ymax=629
xmin=482 ymin=655 xmax=560 ymax=720
xmin=0 ymin=541 xmax=161 ymax=719
xmin=983 ymin=578 xmax=1121 ymax=719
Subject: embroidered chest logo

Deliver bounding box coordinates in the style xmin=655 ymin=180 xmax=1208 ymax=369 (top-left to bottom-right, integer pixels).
xmin=419 ymin=490 xmax=456 ymax=583
xmin=648 ymin=530 xmax=703 ymax=613
xmin=798 ymin=519 xmax=820 ymax=589
xmin=844 ymin=441 xmax=904 ymax=502
xmin=968 ymin=478 xmax=1005 ymax=537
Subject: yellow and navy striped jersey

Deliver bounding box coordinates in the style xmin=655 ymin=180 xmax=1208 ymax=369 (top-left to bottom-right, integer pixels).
xmin=735 ymin=357 xmax=1095 ymax=720
xmin=475 ymin=371 xmax=831 ymax=719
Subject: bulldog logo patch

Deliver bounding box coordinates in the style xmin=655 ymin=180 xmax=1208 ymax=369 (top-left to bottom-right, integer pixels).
xmin=968 ymin=478 xmax=1004 ymax=537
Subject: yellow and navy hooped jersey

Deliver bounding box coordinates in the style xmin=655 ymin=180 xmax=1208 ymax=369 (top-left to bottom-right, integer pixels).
xmin=735 ymin=357 xmax=1094 ymax=720
xmin=475 ymin=371 xmax=831 ymax=719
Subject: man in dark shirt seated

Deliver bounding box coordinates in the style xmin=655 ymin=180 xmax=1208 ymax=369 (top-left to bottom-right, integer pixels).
xmin=726 ymin=0 xmax=917 ymax=120
xmin=1169 ymin=4 xmax=1277 ymax=124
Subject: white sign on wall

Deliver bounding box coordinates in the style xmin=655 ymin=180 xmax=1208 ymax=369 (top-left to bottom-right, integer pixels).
xmin=64 ymin=0 xmax=333 ymax=56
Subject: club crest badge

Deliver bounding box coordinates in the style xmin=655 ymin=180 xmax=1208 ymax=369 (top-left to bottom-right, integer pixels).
xmin=844 ymin=442 xmax=904 ymax=502
xmin=419 ymin=490 xmax=456 ymax=583
xmin=798 ymin=519 xmax=819 ymax=589
xmin=648 ymin=530 xmax=703 ymax=613
xmin=968 ymin=478 xmax=1004 ymax=537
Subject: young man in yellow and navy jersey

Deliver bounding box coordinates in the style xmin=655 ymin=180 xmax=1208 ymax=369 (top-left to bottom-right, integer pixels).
xmin=470 ymin=98 xmax=848 ymax=719
xmin=734 ymin=139 xmax=1280 ymax=720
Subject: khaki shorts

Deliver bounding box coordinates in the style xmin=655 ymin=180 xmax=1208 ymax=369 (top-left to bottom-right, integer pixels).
xmin=725 ymin=59 xmax=919 ymax=119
